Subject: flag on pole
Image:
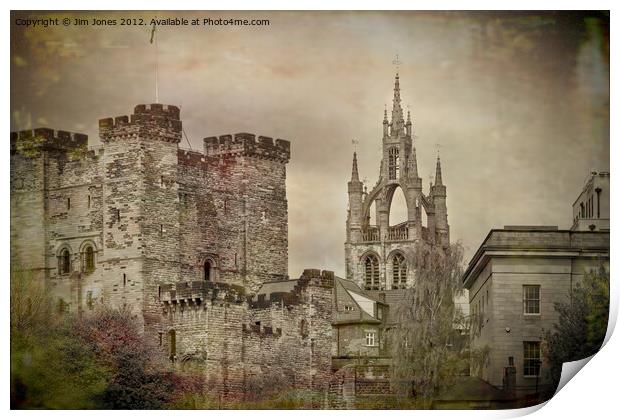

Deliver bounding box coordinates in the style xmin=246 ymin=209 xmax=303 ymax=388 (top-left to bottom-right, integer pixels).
xmin=150 ymin=23 xmax=156 ymax=44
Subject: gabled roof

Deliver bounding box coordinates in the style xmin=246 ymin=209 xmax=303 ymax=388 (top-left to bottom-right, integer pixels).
xmin=333 ymin=276 xmax=384 ymax=325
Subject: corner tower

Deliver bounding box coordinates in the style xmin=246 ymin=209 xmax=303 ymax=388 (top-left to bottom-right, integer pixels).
xmin=204 ymin=133 xmax=290 ymax=293
xmin=345 ymin=74 xmax=450 ymax=291
xmin=99 ymin=104 xmax=182 ymax=327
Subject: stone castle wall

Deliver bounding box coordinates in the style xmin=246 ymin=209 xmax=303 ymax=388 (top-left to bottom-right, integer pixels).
xmin=157 ymin=270 xmax=334 ymax=402
xmin=10 ymin=103 xmax=291 ymax=326
xmin=10 ymin=103 xmax=336 ymax=402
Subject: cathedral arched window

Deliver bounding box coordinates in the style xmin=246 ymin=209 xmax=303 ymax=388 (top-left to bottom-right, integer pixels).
xmin=364 ymin=254 xmax=380 ymax=290
xmin=392 ymin=253 xmax=406 ymax=289
xmin=388 ymin=147 xmax=399 ymax=180
xmin=59 ymin=248 xmax=71 ymax=275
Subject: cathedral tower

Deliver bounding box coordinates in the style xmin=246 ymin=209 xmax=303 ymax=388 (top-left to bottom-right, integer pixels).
xmin=345 ymin=73 xmax=450 ymax=291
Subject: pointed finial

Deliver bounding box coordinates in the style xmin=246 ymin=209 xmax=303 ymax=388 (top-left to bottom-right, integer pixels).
xmin=392 ymin=53 xmax=402 ymax=73
xmin=408 ymin=146 xmax=418 ymax=178
xmin=435 ymin=155 xmax=443 ymax=186
xmin=351 ymin=151 xmax=360 ymax=182
xmin=383 ymin=105 xmax=388 ymax=122
xmin=407 ymin=109 xmax=411 ymax=124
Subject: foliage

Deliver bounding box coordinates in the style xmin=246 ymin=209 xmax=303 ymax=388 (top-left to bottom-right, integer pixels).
xmin=11 ymin=267 xmax=203 ymax=409
xmin=74 ymin=307 xmax=203 ymax=409
xmin=10 ymin=268 xmax=109 ymax=409
xmin=390 ymin=242 xmax=470 ymax=407
xmin=543 ymin=265 xmax=610 ymax=386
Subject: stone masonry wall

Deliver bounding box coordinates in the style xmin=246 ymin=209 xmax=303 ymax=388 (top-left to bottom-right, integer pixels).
xmin=156 ymin=270 xmax=334 ymax=402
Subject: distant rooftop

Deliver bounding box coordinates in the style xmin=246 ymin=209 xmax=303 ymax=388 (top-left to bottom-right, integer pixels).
xmin=503 ymin=225 xmax=558 ymax=231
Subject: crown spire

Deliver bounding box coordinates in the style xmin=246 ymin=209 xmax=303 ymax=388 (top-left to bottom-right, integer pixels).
xmin=391 ymin=73 xmax=405 ymax=136
xmin=435 ymin=155 xmax=443 ymax=186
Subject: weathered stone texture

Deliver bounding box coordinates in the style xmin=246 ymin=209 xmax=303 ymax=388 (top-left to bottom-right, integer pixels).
xmin=11 ymin=103 xmax=326 ymax=402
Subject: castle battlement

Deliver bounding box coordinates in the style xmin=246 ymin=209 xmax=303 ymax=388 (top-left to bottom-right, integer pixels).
xmin=242 ymin=323 xmax=283 ymax=336
xmin=178 ymin=149 xmax=206 ymax=167
xmin=204 ymin=133 xmax=290 ymax=163
xmin=249 ymin=291 xmax=301 ymax=309
xmin=297 ymin=268 xmax=335 ymax=289
xmin=11 ymin=127 xmax=88 ymax=154
xmin=99 ymin=104 xmax=182 ymax=143
xmin=159 ymin=281 xmax=247 ymax=305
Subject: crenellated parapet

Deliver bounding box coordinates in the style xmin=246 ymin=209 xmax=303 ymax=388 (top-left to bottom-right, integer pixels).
xmin=177 ymin=149 xmax=206 ymax=168
xmin=204 ymin=133 xmax=290 ymax=163
xmin=11 ymin=128 xmax=88 ymax=156
xmin=297 ymin=268 xmax=335 ymax=289
xmin=99 ymin=104 xmax=182 ymax=143
xmin=241 ymin=323 xmax=283 ymax=336
xmin=159 ymin=281 xmax=246 ymax=306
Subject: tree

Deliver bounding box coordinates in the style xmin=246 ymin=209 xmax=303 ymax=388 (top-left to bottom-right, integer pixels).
xmin=543 ymin=265 xmax=609 ymax=386
xmin=390 ymin=242 xmax=471 ymax=406
xmin=11 ymin=267 xmax=203 ymax=409
xmin=11 ymin=267 xmax=109 ymax=409
xmin=73 ymin=307 xmax=204 ymax=409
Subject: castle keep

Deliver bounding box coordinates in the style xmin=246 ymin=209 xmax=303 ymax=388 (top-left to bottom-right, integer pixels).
xmin=10 ymin=103 xmax=333 ymax=400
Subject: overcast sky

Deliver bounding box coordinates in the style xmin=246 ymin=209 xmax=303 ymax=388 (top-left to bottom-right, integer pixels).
xmin=11 ymin=11 xmax=609 ymax=278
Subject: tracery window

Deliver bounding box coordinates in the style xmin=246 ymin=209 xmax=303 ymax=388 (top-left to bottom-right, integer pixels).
xmin=364 ymin=254 xmax=380 ymax=290
xmin=392 ymin=253 xmax=406 ymax=289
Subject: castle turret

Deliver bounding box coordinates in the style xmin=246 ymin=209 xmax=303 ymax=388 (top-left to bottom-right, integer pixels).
xmin=99 ymin=104 xmax=183 ymax=328
xmin=203 ymin=133 xmax=290 ymax=293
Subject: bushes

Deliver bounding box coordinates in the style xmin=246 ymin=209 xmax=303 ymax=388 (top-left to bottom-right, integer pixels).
xmin=10 ymin=268 xmax=202 ymax=409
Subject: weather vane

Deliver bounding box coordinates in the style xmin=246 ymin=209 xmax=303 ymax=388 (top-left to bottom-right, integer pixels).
xmin=435 ymin=142 xmax=442 ymax=156
xmin=352 ymin=139 xmax=359 ymax=152
xmin=392 ymin=54 xmax=402 ymax=72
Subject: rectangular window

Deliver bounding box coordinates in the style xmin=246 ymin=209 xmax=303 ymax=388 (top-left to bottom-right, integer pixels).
xmin=523 ymin=285 xmax=540 ymax=314
xmin=67 ymin=197 xmax=71 ymax=210
xmin=344 ymin=305 xmax=354 ymax=312
xmin=523 ymin=341 xmax=541 ymax=376
xmin=87 ymin=195 xmax=91 ymax=209
xmin=86 ymin=291 xmax=94 ymax=310
xmin=365 ymin=331 xmax=376 ymax=347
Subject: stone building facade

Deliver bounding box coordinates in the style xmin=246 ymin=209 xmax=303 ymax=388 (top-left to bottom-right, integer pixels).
xmin=461 ymin=172 xmax=610 ymax=398
xmin=10 ymin=103 xmax=334 ymax=401
xmin=345 ymin=73 xmax=450 ymax=292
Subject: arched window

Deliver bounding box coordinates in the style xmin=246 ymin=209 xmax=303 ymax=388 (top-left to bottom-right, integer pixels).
xmin=59 ymin=249 xmax=71 ymax=275
xmin=204 ymin=260 xmax=212 ymax=282
xmin=388 ymin=147 xmax=399 ymax=180
xmin=392 ymin=253 xmax=406 ymax=289
xmin=364 ymin=254 xmax=380 ymax=290
xmin=84 ymin=246 xmax=95 ymax=272
xmin=300 ymin=319 xmax=309 ymax=338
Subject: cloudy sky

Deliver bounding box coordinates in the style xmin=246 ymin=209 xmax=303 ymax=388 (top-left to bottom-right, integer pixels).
xmin=11 ymin=11 xmax=609 ymax=278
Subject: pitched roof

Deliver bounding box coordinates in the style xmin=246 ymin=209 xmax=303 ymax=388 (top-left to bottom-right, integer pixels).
xmin=333 ymin=276 xmax=384 ymax=325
